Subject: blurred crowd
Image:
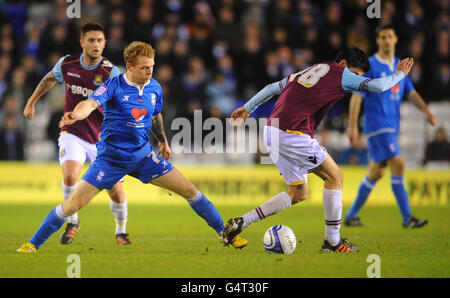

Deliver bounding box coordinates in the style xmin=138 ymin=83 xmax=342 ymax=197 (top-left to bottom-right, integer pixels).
xmin=0 ymin=0 xmax=448 ymax=164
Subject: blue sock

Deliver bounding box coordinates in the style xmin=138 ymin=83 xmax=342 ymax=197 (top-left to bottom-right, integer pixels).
xmin=29 ymin=206 xmax=67 ymax=249
xmin=346 ymin=176 xmax=376 ymax=219
xmin=188 ymin=192 xmax=225 ymax=235
xmin=391 ymin=176 xmax=412 ymax=224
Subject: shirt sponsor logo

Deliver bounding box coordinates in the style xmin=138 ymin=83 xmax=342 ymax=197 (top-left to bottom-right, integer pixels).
xmin=391 ymin=83 xmax=400 ymax=95
xmin=131 ymin=108 xmax=147 ymax=123
xmin=390 ymin=83 xmax=401 ymax=100
xmin=66 ymin=83 xmax=94 ymax=98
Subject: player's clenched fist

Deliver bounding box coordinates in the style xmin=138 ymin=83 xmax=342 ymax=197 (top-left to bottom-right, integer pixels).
xmin=23 ymin=103 xmax=35 ymax=120
xmin=396 ymin=58 xmax=414 ymax=76
xmin=229 ymin=107 xmax=250 ymax=126
xmin=59 ymin=112 xmax=77 ymax=128
xmin=158 ymin=142 xmax=172 ymax=160
xmin=346 ymin=126 xmax=359 ymax=147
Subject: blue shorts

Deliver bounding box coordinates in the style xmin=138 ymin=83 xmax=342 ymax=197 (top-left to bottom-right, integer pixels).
xmin=367 ymin=132 xmax=401 ymax=163
xmin=82 ymin=149 xmax=174 ymax=190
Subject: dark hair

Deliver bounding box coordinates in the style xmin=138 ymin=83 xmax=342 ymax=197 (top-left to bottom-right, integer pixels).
xmin=334 ymin=46 xmax=370 ymax=73
xmin=81 ymin=22 xmax=105 ymax=36
xmin=375 ymin=24 xmax=396 ymax=37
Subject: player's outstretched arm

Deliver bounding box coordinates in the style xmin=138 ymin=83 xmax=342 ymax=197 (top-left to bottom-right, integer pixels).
xmin=408 ymin=90 xmax=437 ymax=126
xmin=23 ymin=71 xmax=57 ymax=120
xmin=58 ymin=99 xmax=99 ymax=128
xmin=230 ymin=78 xmax=287 ymax=126
xmin=365 ymin=58 xmax=414 ymax=93
xmin=346 ymin=93 xmax=363 ymax=146
xmin=343 ymin=58 xmax=415 ymax=94
xmin=152 ymin=113 xmax=171 ymax=160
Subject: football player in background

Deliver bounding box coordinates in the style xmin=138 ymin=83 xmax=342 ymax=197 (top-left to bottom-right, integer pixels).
xmin=344 ymin=25 xmax=436 ymax=228
xmin=23 ymin=23 xmax=132 ymax=245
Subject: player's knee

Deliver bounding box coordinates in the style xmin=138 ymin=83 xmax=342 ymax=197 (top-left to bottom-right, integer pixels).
xmin=292 ymin=189 xmax=308 ymax=204
xmin=369 ymin=171 xmax=383 ymax=181
xmin=63 ymin=173 xmax=79 ymax=186
xmin=108 ymin=186 xmax=125 ymax=203
xmin=63 ymin=196 xmax=82 ymax=216
xmin=390 ymin=159 xmax=405 ymax=175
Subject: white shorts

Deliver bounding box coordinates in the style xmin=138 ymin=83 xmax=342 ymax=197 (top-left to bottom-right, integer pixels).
xmin=263 ymin=126 xmax=327 ymax=185
xmin=58 ymin=132 xmax=97 ymax=166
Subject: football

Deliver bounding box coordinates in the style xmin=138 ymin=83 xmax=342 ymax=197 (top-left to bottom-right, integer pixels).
xmin=263 ymin=225 xmax=297 ymax=255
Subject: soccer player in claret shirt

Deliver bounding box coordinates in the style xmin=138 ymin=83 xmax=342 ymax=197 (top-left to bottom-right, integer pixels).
xmin=17 ymin=41 xmax=247 ymax=253
xmin=221 ymin=47 xmax=415 ymax=253
xmin=23 ymin=23 xmax=132 ymax=245
xmin=344 ymin=25 xmax=436 ymax=228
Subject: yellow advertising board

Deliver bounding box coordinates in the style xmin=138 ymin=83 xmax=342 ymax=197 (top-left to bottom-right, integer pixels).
xmin=1 ymin=162 xmax=448 ymax=206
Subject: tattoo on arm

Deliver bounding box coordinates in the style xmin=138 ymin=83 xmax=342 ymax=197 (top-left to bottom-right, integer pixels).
xmin=151 ymin=114 xmax=167 ymax=144
xmin=34 ymin=72 xmax=57 ymax=98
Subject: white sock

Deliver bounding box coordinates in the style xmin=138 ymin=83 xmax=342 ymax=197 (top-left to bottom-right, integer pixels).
xmin=110 ymin=197 xmax=128 ymax=235
xmin=186 ymin=190 xmax=203 ymax=205
xmin=62 ymin=181 xmax=79 ymax=224
xmin=242 ymin=192 xmax=292 ymax=229
xmin=323 ymin=188 xmax=343 ymax=246
xmin=55 ymin=204 xmax=68 ymax=220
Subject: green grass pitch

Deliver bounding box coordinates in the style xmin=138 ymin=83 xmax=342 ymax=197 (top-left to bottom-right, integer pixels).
xmin=0 ymin=203 xmax=448 ymax=278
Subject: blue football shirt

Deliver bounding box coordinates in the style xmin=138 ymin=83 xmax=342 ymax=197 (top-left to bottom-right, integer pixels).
xmin=358 ymin=54 xmax=415 ymax=137
xmin=89 ymin=73 xmax=163 ymax=162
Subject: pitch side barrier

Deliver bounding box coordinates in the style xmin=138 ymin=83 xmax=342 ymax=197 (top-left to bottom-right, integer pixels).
xmin=1 ymin=162 xmax=449 ymax=206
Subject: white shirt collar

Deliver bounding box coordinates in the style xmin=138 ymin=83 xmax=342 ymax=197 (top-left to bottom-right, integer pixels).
xmin=123 ymin=73 xmax=151 ymax=96
xmin=374 ymin=53 xmax=395 ymax=72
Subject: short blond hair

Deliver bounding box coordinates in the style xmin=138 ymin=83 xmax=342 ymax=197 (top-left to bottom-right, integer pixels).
xmin=123 ymin=41 xmax=155 ymax=66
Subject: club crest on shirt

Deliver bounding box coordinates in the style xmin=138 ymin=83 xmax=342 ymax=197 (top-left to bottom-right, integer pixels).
xmin=93 ymin=74 xmax=103 ymax=86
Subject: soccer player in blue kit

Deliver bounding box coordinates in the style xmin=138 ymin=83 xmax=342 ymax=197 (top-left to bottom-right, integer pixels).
xmin=17 ymin=41 xmax=247 ymax=253
xmin=344 ymin=25 xmax=437 ymax=228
